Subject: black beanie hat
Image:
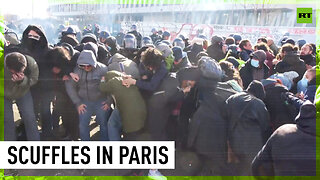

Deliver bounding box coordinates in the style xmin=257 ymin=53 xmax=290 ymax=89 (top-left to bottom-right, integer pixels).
xmin=177 ymin=66 xmax=201 ymax=84
xmin=246 ymin=80 xmax=266 ymax=100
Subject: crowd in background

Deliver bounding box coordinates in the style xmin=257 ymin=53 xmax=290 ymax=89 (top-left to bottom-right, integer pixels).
xmin=1 ymin=22 xmax=318 ymax=176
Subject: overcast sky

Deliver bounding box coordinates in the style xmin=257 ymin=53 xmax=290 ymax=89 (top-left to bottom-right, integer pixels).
xmin=0 ymin=0 xmax=49 ymax=19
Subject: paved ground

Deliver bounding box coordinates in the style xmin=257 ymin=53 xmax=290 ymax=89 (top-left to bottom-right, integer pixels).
xmin=8 ymin=105 xmax=186 ymax=177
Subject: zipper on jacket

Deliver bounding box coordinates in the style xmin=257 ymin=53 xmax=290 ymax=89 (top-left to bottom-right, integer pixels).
xmin=86 ymin=72 xmax=89 ymax=101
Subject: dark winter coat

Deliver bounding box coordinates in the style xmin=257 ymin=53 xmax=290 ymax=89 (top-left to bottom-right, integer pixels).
xmin=239 ymin=49 xmax=252 ymax=61
xmin=263 ymin=82 xmax=296 ymax=130
xmin=188 ymin=78 xmax=228 ymax=173
xmin=226 ymin=92 xmax=271 ymax=175
xmin=187 ymin=44 xmax=204 ymax=65
xmin=4 ymin=55 xmax=39 ymax=100
xmin=147 ymin=73 xmax=185 ymax=140
xmin=206 ymin=44 xmax=226 ymax=62
xmin=239 ymin=60 xmax=269 ymax=89
xmin=305 ymin=78 xmax=316 ymax=103
xmin=65 ymin=50 xmax=109 ymax=106
xmin=171 ymin=56 xmax=192 ymax=72
xmin=100 ymin=71 xmax=146 ymax=133
xmin=275 ymin=52 xmax=306 ymax=83
xmin=252 ymin=101 xmax=317 ymax=176
xmin=21 ymin=25 xmax=53 ymax=92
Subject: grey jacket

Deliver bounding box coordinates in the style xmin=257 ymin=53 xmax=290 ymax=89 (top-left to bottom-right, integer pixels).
xmin=65 ymin=50 xmax=108 ymax=106
xmin=107 ymin=53 xmax=140 ymax=79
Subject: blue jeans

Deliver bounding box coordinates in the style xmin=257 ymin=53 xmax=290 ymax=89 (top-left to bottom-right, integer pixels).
xmin=79 ymin=100 xmax=110 ymax=141
xmin=108 ymin=108 xmax=122 ymax=141
xmin=4 ymin=92 xmax=40 ymax=141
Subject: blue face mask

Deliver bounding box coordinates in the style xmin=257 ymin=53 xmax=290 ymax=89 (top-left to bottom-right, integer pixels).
xmin=106 ymin=46 xmax=112 ymax=51
xmin=251 ymin=59 xmax=260 ymax=68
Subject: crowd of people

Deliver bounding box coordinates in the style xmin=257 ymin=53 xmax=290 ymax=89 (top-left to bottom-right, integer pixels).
xmin=1 ymin=23 xmax=318 ymax=177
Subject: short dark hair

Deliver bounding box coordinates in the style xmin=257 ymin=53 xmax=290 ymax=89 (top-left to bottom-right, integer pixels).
xmin=47 ymin=46 xmax=71 ymax=68
xmin=5 ymin=52 xmax=27 ymax=72
xmin=239 ymin=39 xmax=250 ymax=50
xmin=225 ymin=37 xmax=235 ymax=45
xmin=141 ymin=47 xmax=164 ymax=69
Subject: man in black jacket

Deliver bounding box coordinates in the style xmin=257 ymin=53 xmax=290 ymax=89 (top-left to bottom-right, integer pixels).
xmin=252 ymin=101 xmax=317 ymax=176
xmin=20 ymin=25 xmax=54 ymax=139
xmin=240 ymin=50 xmax=269 ymax=89
xmin=226 ymin=80 xmax=271 ymax=175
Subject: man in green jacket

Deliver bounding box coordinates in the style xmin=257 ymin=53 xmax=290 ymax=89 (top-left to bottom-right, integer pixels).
xmin=4 ymin=52 xmax=40 ymax=140
xmin=100 ymin=70 xmax=147 ymax=140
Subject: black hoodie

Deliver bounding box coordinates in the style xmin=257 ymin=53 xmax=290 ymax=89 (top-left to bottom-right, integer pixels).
xmin=252 ymin=101 xmax=317 ymax=176
xmin=21 ymin=25 xmax=52 ymax=92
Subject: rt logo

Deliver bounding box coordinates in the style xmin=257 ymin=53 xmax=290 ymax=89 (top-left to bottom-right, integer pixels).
xmin=297 ymin=8 xmax=312 ymax=23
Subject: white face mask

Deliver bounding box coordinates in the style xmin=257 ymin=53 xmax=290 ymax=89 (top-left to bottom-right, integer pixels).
xmin=251 ymin=59 xmax=260 ymax=68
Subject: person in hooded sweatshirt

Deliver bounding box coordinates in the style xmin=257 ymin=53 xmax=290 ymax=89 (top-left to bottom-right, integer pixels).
xmin=226 ymin=80 xmax=272 ymax=175
xmin=47 ymin=45 xmax=79 ymax=140
xmin=240 ymin=50 xmax=269 ymax=89
xmin=187 ymin=57 xmax=229 ymax=175
xmin=65 ymin=50 xmax=110 ymax=141
xmin=19 ymin=25 xmax=54 ymax=139
xmin=262 ymin=72 xmax=299 ymax=131
xmin=252 ymin=100 xmax=317 ymax=176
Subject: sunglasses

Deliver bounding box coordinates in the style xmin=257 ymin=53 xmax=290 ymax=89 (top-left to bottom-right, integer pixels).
xmin=28 ymin=34 xmax=41 ymax=41
xmin=78 ymin=64 xmax=92 ymax=68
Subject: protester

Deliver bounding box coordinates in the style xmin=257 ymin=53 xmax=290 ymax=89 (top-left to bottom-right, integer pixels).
xmin=65 ymin=50 xmax=110 ymax=141
xmin=4 ymin=52 xmax=40 ymax=141
xmin=226 ymin=80 xmax=271 ymax=175
xmin=252 ymin=101 xmax=316 ymax=176
xmin=239 ymin=50 xmax=269 ymax=89
xmin=239 ymin=39 xmax=253 ymax=61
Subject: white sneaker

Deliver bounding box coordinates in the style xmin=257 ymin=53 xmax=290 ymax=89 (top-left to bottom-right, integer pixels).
xmin=148 ymin=169 xmax=167 ymax=180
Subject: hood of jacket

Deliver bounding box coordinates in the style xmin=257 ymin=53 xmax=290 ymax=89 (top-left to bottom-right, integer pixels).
xmin=108 ymin=53 xmax=128 ymax=65
xmin=83 ymin=42 xmax=98 ymax=58
xmin=77 ymin=50 xmax=97 ymax=68
xmin=105 ymin=70 xmax=123 ymax=82
xmin=21 ymin=25 xmax=48 ymax=50
xmin=295 ymin=101 xmax=317 ymax=136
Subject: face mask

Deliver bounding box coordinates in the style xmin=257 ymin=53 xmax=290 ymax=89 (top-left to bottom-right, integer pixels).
xmin=106 ymin=46 xmax=112 ymax=51
xmin=26 ymin=38 xmax=39 ymax=51
xmin=251 ymin=59 xmax=260 ymax=68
